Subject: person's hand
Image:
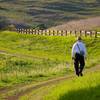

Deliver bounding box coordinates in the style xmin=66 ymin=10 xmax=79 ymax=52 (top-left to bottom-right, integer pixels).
xmin=72 ymin=57 xmax=75 ymax=60
xmin=84 ymin=56 xmax=87 ymax=60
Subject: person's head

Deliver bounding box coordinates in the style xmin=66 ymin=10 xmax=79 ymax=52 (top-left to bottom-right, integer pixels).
xmin=77 ymin=36 xmax=82 ymax=41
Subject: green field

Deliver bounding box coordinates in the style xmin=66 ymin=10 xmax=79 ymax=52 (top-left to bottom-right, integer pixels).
xmin=0 ymin=0 xmax=100 ymax=27
xmin=0 ymin=31 xmax=100 ymax=88
xmin=44 ymin=71 xmax=100 ymax=100
xmin=20 ymin=70 xmax=100 ymax=100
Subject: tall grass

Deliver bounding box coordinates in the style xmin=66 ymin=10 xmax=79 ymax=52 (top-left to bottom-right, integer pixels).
xmin=0 ymin=53 xmax=68 ymax=87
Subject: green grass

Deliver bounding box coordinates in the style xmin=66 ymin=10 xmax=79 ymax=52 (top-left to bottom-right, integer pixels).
xmin=44 ymin=71 xmax=100 ymax=100
xmin=0 ymin=31 xmax=100 ymax=87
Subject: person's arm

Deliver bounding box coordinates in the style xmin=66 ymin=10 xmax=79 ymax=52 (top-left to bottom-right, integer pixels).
xmin=72 ymin=43 xmax=76 ymax=59
xmin=83 ymin=44 xmax=87 ymax=59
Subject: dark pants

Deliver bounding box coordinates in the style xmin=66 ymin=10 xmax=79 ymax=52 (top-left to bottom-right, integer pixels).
xmin=74 ymin=53 xmax=85 ymax=76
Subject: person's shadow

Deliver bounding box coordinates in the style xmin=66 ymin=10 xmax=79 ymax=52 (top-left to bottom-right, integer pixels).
xmin=59 ymin=85 xmax=100 ymax=100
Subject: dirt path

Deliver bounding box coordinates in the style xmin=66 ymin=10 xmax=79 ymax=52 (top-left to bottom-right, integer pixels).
xmin=50 ymin=17 xmax=100 ymax=31
xmin=0 ymin=50 xmax=48 ymax=60
xmin=4 ymin=64 xmax=100 ymax=100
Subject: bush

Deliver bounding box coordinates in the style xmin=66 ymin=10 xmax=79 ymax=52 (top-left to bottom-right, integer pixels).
xmin=35 ymin=24 xmax=47 ymax=30
xmin=31 ymin=23 xmax=47 ymax=30
xmin=0 ymin=17 xmax=9 ymax=30
xmin=6 ymin=24 xmax=16 ymax=31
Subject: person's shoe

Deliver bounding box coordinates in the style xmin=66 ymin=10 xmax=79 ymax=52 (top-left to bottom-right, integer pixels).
xmin=80 ymin=72 xmax=83 ymax=76
xmin=76 ymin=73 xmax=79 ymax=77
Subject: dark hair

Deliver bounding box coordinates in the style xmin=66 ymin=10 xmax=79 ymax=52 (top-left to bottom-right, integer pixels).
xmin=77 ymin=36 xmax=82 ymax=41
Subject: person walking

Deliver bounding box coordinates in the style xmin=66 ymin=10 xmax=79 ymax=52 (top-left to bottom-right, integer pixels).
xmin=72 ymin=36 xmax=87 ymax=76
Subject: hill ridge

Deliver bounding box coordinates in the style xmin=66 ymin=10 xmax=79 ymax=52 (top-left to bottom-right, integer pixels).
xmin=49 ymin=17 xmax=100 ymax=30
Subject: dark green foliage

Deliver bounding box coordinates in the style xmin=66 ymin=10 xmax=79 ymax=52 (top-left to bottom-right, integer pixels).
xmin=31 ymin=23 xmax=47 ymax=30
xmin=0 ymin=17 xmax=9 ymax=30
xmin=59 ymin=85 xmax=100 ymax=100
xmin=35 ymin=24 xmax=47 ymax=30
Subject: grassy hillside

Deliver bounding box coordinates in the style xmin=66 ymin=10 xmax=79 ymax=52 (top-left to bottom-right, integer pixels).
xmin=20 ymin=70 xmax=100 ymax=100
xmin=44 ymin=71 xmax=100 ymax=100
xmin=0 ymin=0 xmax=100 ymax=28
xmin=0 ymin=31 xmax=100 ymax=87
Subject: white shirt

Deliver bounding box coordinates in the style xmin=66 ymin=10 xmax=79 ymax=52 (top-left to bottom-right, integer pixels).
xmin=72 ymin=41 xmax=87 ymax=58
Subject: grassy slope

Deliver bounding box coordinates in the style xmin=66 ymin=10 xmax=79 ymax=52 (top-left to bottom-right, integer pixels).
xmin=20 ymin=70 xmax=100 ymax=100
xmin=0 ymin=0 xmax=100 ymax=27
xmin=0 ymin=31 xmax=100 ymax=87
xmin=44 ymin=71 xmax=100 ymax=100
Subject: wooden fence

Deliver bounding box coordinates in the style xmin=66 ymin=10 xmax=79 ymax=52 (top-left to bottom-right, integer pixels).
xmin=16 ymin=29 xmax=100 ymax=38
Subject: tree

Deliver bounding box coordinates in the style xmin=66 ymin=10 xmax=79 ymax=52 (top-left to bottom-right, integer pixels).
xmin=31 ymin=23 xmax=47 ymax=30
xmin=35 ymin=24 xmax=47 ymax=30
xmin=6 ymin=24 xmax=16 ymax=31
xmin=0 ymin=17 xmax=9 ymax=30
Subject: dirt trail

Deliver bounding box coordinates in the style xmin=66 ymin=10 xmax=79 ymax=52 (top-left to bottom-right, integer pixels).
xmin=50 ymin=17 xmax=100 ymax=30
xmin=0 ymin=50 xmax=48 ymax=60
xmin=4 ymin=64 xmax=100 ymax=100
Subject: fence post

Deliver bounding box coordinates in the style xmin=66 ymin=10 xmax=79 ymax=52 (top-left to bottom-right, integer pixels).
xmin=41 ymin=30 xmax=43 ymax=35
xmin=23 ymin=29 xmax=25 ymax=34
xmin=90 ymin=31 xmax=92 ymax=37
xmin=19 ymin=28 xmax=21 ymax=33
xmin=18 ymin=28 xmax=20 ymax=33
xmin=31 ymin=29 xmax=33 ymax=34
xmin=38 ymin=30 xmax=39 ymax=35
xmin=60 ymin=30 xmax=62 ymax=36
xmin=65 ymin=30 xmax=67 ymax=36
xmin=47 ymin=30 xmax=49 ymax=36
xmin=45 ymin=30 xmax=48 ymax=36
xmin=53 ymin=30 xmax=55 ymax=36
xmin=26 ymin=29 xmax=27 ymax=34
xmin=63 ymin=30 xmax=65 ymax=36
xmin=30 ymin=29 xmax=32 ymax=34
xmin=39 ymin=30 xmax=42 ymax=35
xmin=70 ymin=31 xmax=72 ymax=35
xmin=20 ymin=28 xmax=22 ymax=33
xmin=80 ymin=30 xmax=82 ymax=37
xmin=42 ymin=30 xmax=44 ymax=35
xmin=75 ymin=30 xmax=77 ymax=37
xmin=82 ymin=30 xmax=85 ymax=37
xmin=34 ymin=30 xmax=36 ymax=35
xmin=40 ymin=30 xmax=42 ymax=35
xmin=95 ymin=31 xmax=97 ymax=38
xmin=35 ymin=30 xmax=37 ymax=35
xmin=27 ymin=29 xmax=29 ymax=34
xmin=22 ymin=29 xmax=23 ymax=34
xmin=29 ymin=29 xmax=31 ymax=34
xmin=23 ymin=28 xmax=24 ymax=34
xmin=55 ymin=30 xmax=57 ymax=36
xmin=85 ymin=31 xmax=87 ymax=37
xmin=48 ymin=30 xmax=50 ymax=36
xmin=56 ymin=30 xmax=59 ymax=36
xmin=36 ymin=30 xmax=38 ymax=35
